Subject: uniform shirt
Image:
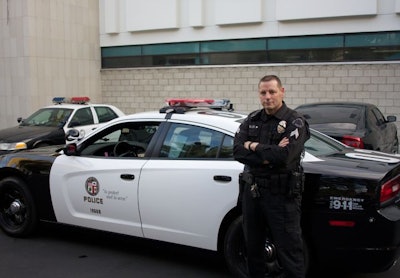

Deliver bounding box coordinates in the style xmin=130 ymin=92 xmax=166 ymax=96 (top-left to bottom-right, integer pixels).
xmin=234 ymin=102 xmax=310 ymax=176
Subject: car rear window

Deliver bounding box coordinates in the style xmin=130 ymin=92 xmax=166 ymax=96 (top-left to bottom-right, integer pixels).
xmin=305 ymin=129 xmax=347 ymax=156
xmin=297 ymin=105 xmax=362 ymax=131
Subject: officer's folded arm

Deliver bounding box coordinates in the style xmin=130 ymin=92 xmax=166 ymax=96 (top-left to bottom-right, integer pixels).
xmin=254 ymin=143 xmax=290 ymax=166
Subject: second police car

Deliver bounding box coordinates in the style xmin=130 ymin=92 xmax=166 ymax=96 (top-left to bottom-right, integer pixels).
xmin=0 ymin=99 xmax=399 ymax=277
xmin=0 ymin=97 xmax=125 ymax=154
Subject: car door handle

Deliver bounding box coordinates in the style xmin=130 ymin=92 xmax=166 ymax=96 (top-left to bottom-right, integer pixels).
xmin=120 ymin=174 xmax=135 ymax=180
xmin=213 ymin=175 xmax=232 ymax=182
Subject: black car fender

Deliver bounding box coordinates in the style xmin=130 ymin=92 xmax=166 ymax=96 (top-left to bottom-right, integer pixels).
xmin=0 ymin=153 xmax=57 ymax=222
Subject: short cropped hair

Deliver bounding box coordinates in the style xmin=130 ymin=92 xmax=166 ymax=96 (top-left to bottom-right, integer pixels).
xmin=258 ymin=75 xmax=282 ymax=88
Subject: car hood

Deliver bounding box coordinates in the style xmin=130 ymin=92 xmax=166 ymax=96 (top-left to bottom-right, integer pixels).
xmin=0 ymin=144 xmax=63 ymax=169
xmin=0 ymin=125 xmax=59 ymax=143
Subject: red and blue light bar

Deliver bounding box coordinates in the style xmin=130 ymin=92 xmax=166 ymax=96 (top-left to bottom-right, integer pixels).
xmin=166 ymin=98 xmax=230 ymax=108
xmin=52 ymin=97 xmax=91 ymax=104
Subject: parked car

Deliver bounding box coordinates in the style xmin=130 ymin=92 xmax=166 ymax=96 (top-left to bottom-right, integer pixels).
xmin=0 ymin=97 xmax=124 ymax=154
xmin=295 ymin=102 xmax=398 ymax=153
xmin=0 ymin=99 xmax=399 ymax=277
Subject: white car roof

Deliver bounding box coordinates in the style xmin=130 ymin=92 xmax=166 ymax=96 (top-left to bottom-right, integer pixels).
xmin=108 ymin=108 xmax=247 ymax=134
xmin=43 ymin=103 xmax=117 ymax=109
xmin=41 ymin=103 xmax=125 ymax=116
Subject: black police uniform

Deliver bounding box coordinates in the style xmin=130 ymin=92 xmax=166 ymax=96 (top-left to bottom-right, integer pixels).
xmin=234 ymin=102 xmax=310 ymax=278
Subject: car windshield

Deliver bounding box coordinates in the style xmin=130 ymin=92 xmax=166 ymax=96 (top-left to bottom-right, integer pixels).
xmin=20 ymin=108 xmax=73 ymax=127
xmin=297 ymin=105 xmax=362 ymax=132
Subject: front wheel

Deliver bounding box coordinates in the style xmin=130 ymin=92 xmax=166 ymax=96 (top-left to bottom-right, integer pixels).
xmin=224 ymin=215 xmax=309 ymax=278
xmin=0 ymin=177 xmax=38 ymax=237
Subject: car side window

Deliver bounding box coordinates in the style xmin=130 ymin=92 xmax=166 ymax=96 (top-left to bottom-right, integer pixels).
xmin=371 ymin=107 xmax=386 ymax=126
xmin=70 ymin=107 xmax=94 ymax=127
xmin=79 ymin=122 xmax=160 ymax=158
xmin=94 ymin=106 xmax=119 ymax=123
xmin=159 ymin=123 xmax=232 ymax=159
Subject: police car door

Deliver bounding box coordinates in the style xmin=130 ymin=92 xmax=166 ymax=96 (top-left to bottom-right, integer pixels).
xmin=64 ymin=107 xmax=99 ymax=138
xmin=50 ymin=121 xmax=159 ymax=237
xmin=138 ymin=123 xmax=243 ymax=250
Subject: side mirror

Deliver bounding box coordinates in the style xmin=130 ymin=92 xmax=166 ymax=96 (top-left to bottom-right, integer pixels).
xmin=66 ymin=129 xmax=80 ymax=142
xmin=387 ymin=115 xmax=397 ymax=123
xmin=17 ymin=117 xmax=23 ymax=123
xmin=64 ymin=143 xmax=78 ymax=156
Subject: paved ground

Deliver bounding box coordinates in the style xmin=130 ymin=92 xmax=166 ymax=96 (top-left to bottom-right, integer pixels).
xmin=0 ymin=223 xmax=399 ymax=278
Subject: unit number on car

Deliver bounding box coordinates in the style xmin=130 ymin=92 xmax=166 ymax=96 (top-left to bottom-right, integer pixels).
xmin=329 ymin=196 xmax=364 ymax=211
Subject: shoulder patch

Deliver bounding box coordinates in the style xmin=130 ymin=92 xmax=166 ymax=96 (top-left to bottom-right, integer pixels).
xmin=292 ymin=118 xmax=304 ymax=128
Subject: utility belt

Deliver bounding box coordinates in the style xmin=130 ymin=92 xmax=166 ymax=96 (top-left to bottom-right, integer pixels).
xmin=239 ymin=170 xmax=304 ymax=199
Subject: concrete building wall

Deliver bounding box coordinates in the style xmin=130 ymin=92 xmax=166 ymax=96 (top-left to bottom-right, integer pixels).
xmin=99 ymin=0 xmax=400 ymax=46
xmin=101 ymin=62 xmax=400 ymax=131
xmin=0 ymin=0 xmax=101 ymax=129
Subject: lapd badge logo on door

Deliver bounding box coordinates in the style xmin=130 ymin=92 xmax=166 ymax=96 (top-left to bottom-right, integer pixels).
xmin=85 ymin=177 xmax=99 ymax=196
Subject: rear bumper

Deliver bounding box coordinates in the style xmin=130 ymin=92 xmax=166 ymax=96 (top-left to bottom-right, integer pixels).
xmin=316 ymin=245 xmax=399 ymax=272
xmin=306 ymin=209 xmax=400 ymax=273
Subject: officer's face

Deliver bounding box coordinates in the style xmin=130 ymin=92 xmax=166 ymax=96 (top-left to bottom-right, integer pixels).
xmin=258 ymin=80 xmax=285 ymax=115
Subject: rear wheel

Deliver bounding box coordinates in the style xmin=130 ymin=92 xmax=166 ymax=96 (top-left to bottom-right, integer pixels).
xmin=224 ymin=215 xmax=309 ymax=278
xmin=224 ymin=216 xmax=248 ymax=278
xmin=0 ymin=177 xmax=38 ymax=237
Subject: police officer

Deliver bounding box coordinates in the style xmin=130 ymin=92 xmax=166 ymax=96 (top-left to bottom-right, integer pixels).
xmin=234 ymin=75 xmax=310 ymax=278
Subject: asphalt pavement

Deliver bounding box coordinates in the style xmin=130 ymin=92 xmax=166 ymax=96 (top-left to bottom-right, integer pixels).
xmin=0 ymin=223 xmax=399 ymax=278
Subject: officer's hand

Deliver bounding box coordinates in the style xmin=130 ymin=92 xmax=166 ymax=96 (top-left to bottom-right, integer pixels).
xmin=244 ymin=141 xmax=252 ymax=150
xmin=246 ymin=141 xmax=259 ymax=151
xmin=279 ymin=137 xmax=289 ymax=147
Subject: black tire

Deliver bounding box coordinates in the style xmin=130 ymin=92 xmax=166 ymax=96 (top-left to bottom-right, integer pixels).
xmin=224 ymin=216 xmax=248 ymax=278
xmin=224 ymin=215 xmax=310 ymax=278
xmin=0 ymin=177 xmax=38 ymax=237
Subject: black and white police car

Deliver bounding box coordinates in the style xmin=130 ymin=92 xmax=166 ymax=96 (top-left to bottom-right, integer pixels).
xmin=0 ymin=97 xmax=124 ymax=154
xmin=0 ymin=99 xmax=399 ymax=277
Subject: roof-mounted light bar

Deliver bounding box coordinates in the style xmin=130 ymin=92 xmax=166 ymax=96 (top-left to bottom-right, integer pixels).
xmin=52 ymin=97 xmax=69 ymax=104
xmin=166 ymin=98 xmax=231 ymax=108
xmin=160 ymin=98 xmax=233 ymax=115
xmin=52 ymin=97 xmax=90 ymax=105
xmin=70 ymin=97 xmax=90 ymax=104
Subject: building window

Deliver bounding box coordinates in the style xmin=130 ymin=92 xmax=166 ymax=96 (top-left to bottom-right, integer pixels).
xmin=101 ymin=31 xmax=400 ymax=68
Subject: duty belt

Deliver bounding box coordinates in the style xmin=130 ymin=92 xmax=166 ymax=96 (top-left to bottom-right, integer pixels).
xmin=254 ymin=174 xmax=288 ymax=188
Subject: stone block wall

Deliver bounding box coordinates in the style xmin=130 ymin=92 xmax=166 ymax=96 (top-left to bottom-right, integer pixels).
xmin=101 ymin=63 xmax=400 ymax=135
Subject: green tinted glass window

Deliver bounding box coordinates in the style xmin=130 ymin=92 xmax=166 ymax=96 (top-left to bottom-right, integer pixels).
xmin=201 ymin=39 xmax=266 ymax=53
xmin=268 ymin=35 xmax=343 ymax=50
xmin=346 ymin=32 xmax=400 ymax=47
xmin=143 ymin=42 xmax=199 ymax=55
xmin=102 ymin=46 xmax=141 ymax=57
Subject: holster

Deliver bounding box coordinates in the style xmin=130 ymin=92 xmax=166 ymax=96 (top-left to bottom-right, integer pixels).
xmin=240 ymin=171 xmax=254 ymax=185
xmin=238 ymin=172 xmax=254 ymax=204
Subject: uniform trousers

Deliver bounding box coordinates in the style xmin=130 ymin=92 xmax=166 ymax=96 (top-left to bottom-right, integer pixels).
xmin=242 ymin=182 xmax=305 ymax=278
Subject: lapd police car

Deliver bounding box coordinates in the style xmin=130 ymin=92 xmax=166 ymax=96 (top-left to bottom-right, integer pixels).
xmin=0 ymin=97 xmax=124 ymax=154
xmin=0 ymin=99 xmax=399 ymax=277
